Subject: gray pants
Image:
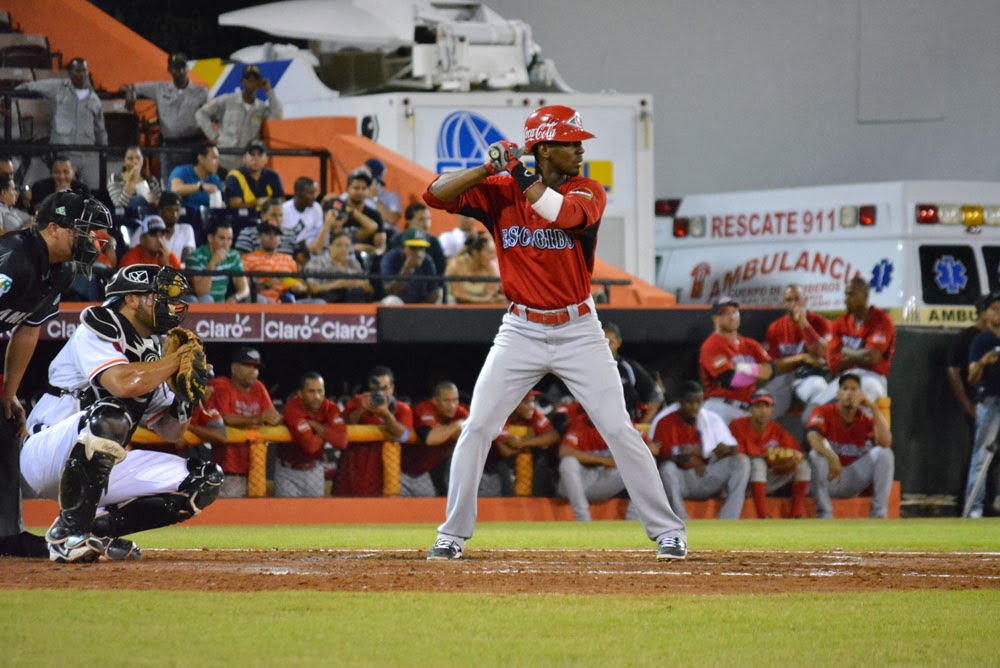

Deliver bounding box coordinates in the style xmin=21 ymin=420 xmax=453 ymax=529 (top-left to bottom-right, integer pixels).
xmin=218 ymin=474 xmax=248 ymax=498
xmin=274 ymin=461 xmax=325 ymax=498
xmin=437 ymin=309 xmax=685 ymax=547
xmin=557 ymin=457 xmax=626 ymax=521
xmin=0 ymin=415 xmax=24 ymax=536
xmin=658 ymin=454 xmax=751 ymax=520
xmin=808 ymin=447 xmax=895 ymax=518
xmin=400 ymin=471 xmax=438 ymax=498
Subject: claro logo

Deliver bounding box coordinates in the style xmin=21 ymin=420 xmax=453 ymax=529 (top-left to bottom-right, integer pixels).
xmin=193 ymin=313 xmax=258 ymax=341
xmin=264 ymin=314 xmax=377 ymax=343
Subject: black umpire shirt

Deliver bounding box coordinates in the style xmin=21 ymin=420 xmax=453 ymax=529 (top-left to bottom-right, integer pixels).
xmin=0 ymin=227 xmax=71 ymax=335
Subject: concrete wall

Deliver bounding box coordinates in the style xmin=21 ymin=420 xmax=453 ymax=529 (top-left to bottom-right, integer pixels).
xmin=491 ymin=0 xmax=1000 ymax=197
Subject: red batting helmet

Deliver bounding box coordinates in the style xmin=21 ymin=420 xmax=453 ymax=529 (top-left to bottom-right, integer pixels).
xmin=523 ymin=105 xmax=596 ymax=152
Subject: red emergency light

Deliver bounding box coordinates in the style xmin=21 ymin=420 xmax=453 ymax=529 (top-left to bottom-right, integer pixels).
xmin=655 ymin=198 xmax=681 ymax=217
xmin=859 ymin=205 xmax=876 ymax=226
xmin=916 ymin=204 xmax=938 ymax=224
xmin=673 ymin=218 xmax=689 ymax=238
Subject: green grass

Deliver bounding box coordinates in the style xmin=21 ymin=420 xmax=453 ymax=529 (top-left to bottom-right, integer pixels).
xmin=7 ymin=519 xmax=999 ymax=666
xmin=109 ymin=517 xmax=1000 ymax=552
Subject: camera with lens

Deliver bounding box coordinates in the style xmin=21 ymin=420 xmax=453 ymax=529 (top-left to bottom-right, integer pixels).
xmin=369 ymin=376 xmax=387 ymax=408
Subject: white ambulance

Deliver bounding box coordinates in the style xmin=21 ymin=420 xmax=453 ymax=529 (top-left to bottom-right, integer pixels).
xmin=654 ymin=181 xmax=1000 ymax=325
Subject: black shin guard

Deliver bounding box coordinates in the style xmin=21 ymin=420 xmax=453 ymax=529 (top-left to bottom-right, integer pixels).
xmin=50 ymin=443 xmax=117 ymax=539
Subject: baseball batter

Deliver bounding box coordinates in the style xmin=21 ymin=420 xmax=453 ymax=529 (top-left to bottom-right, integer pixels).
xmin=20 ymin=264 xmax=222 ymax=562
xmin=0 ymin=191 xmax=110 ymax=558
xmin=422 ymin=105 xmax=686 ymax=560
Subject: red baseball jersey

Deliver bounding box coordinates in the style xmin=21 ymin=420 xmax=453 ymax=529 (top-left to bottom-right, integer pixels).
xmin=423 ymin=174 xmax=606 ymax=309
xmin=650 ymin=411 xmax=704 ymax=467
xmin=827 ymin=306 xmax=896 ymax=376
xmin=699 ymin=332 xmax=772 ymax=403
xmin=764 ymin=312 xmax=832 ymax=358
xmin=805 ymin=403 xmax=878 ymax=465
xmin=406 ymin=399 xmax=470 ymax=476
xmin=729 ymin=416 xmax=801 ymax=458
xmin=280 ymin=395 xmax=348 ymax=466
xmin=206 ymin=377 xmax=275 ymax=475
xmin=335 ymin=395 xmax=415 ymax=497
xmin=495 ymin=408 xmax=555 ymax=444
xmin=561 ymin=414 xmax=611 ymax=455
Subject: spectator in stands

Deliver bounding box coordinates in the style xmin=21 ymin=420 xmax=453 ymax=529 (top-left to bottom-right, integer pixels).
xmin=339 ymin=366 xmax=414 ymax=497
xmin=282 ymin=177 xmax=324 ymax=253
xmin=388 ymin=203 xmax=446 ymax=275
xmin=124 ymin=52 xmax=209 ymax=179
xmin=130 ymin=191 xmax=196 ymax=267
xmin=363 ymin=158 xmax=402 ymax=229
xmin=439 ymin=214 xmax=477 ymax=259
xmin=107 ymin=145 xmax=162 ymax=216
xmin=648 ymin=380 xmax=751 ymax=520
xmin=206 ymin=347 xmax=283 ymax=497
xmin=380 ymin=227 xmax=441 ymax=304
xmin=168 ymin=143 xmax=223 ymax=210
xmin=729 ymin=388 xmax=810 ymax=519
xmin=806 ymin=373 xmax=894 ymax=519
xmin=186 ymin=219 xmax=250 ymax=303
xmin=444 ymin=231 xmax=503 ymax=304
xmin=403 ymin=381 xmax=469 ymax=497
xmin=0 ymin=157 xmax=29 ymax=228
xmin=0 ymin=175 xmax=22 ymax=233
xmin=278 ymin=372 xmax=348 ymax=498
xmin=30 ymin=156 xmax=91 ymax=210
xmin=557 ymin=407 xmax=627 ymax=521
xmin=762 ymin=284 xmax=830 ymax=418
xmin=118 ymin=215 xmax=181 ymax=269
xmin=16 ymin=57 xmax=106 ymax=187
xmin=241 ymin=219 xmax=310 ymax=303
xmin=699 ymin=296 xmax=776 ymax=424
xmin=224 ymin=140 xmax=284 ymax=210
xmin=234 ymin=198 xmax=284 ymax=254
xmin=331 ymin=169 xmax=385 ymax=256
xmin=489 ymin=390 xmax=560 ymax=497
xmin=195 ymin=64 xmax=283 ymax=171
xmin=603 ymin=321 xmax=664 ymax=424
xmin=304 ymin=230 xmax=374 ymax=303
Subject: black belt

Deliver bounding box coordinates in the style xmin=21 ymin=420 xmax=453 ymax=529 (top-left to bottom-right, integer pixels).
xmin=45 ymin=383 xmax=88 ymax=399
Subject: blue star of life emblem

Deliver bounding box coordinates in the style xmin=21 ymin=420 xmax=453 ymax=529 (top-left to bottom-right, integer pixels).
xmin=933 ymin=255 xmax=968 ymax=295
xmin=869 ymin=259 xmax=894 ymax=293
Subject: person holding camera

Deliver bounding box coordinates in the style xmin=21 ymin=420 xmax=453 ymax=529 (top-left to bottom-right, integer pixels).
xmin=337 ymin=367 xmax=414 ymax=497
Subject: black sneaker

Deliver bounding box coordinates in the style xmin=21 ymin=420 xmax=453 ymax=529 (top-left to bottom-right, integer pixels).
xmin=102 ymin=538 xmax=142 ymax=561
xmin=427 ymin=537 xmax=463 ymax=561
xmin=0 ymin=531 xmax=49 ymax=558
xmin=656 ymin=536 xmax=687 ymax=561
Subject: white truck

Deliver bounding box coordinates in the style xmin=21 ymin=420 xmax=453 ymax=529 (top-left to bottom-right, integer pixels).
xmin=654 ymin=181 xmax=1000 ymax=325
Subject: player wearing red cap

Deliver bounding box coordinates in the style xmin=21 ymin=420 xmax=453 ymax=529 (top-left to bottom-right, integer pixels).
xmin=422 ymin=106 xmax=687 ymax=561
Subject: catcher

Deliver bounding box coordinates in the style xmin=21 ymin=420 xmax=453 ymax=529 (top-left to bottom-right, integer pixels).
xmin=729 ymin=389 xmax=811 ymax=518
xmin=21 ymin=264 xmax=220 ymax=563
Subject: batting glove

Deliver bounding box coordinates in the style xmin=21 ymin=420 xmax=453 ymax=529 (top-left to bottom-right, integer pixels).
xmin=484 ymin=140 xmax=523 ymax=175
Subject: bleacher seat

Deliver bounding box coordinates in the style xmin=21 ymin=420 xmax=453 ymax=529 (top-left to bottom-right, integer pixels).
xmin=0 ymin=66 xmax=31 ymax=90
xmin=101 ymin=98 xmax=138 ymax=146
xmin=13 ymin=96 xmax=51 ymax=141
xmin=31 ymin=67 xmax=67 ymax=82
xmin=0 ymin=34 xmax=51 ymax=69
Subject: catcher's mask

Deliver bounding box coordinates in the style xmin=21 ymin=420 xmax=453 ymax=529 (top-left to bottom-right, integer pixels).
xmin=36 ymin=191 xmax=112 ymax=279
xmin=103 ymin=264 xmax=190 ymax=334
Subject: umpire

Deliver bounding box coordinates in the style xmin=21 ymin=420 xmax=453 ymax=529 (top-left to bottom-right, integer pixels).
xmin=0 ymin=191 xmax=110 ymax=557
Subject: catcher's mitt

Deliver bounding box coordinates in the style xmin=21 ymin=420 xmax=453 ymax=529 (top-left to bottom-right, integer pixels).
xmin=766 ymin=448 xmax=800 ymax=476
xmin=162 ymin=327 xmax=210 ymax=405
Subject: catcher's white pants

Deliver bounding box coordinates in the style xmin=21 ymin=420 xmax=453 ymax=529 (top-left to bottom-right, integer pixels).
xmin=20 ymin=411 xmax=190 ymax=507
xmin=437 ymin=306 xmax=685 ymax=546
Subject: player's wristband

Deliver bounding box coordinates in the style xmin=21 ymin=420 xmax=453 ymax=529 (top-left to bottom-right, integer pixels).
xmin=530 ymin=187 xmax=564 ymax=222
xmin=510 ymin=162 xmax=541 ymax=192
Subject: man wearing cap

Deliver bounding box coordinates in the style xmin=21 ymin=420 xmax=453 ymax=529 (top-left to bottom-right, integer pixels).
xmin=241 ymin=218 xmax=309 ymax=303
xmin=195 ymin=64 xmax=284 ymax=171
xmin=224 ymin=140 xmax=284 ymax=210
xmin=205 ymin=347 xmax=282 ymax=497
xmin=648 ymin=381 xmax=751 ymax=520
xmin=119 ymin=215 xmax=182 ymax=269
xmin=327 ymin=169 xmax=385 ymax=256
xmin=363 ymin=158 xmax=402 ymax=228
xmin=380 ymin=227 xmax=442 ymax=304
xmin=699 ymin=296 xmax=777 ymax=424
xmin=729 ymin=389 xmax=810 ymax=519
xmin=124 ymin=53 xmax=210 ymax=179
xmin=0 ymin=191 xmax=110 ymax=558
xmin=963 ymin=293 xmax=1000 ymax=517
xmin=388 ymin=203 xmax=447 ymax=275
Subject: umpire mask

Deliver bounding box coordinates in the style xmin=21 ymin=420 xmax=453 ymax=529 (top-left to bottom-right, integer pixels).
xmin=36 ymin=192 xmax=112 ymax=279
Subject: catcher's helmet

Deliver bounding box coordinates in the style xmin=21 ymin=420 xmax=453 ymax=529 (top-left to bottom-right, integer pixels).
xmin=104 ymin=264 xmax=190 ymax=333
xmin=35 ymin=191 xmax=111 ymax=279
xmin=523 ymin=105 xmax=596 ymax=152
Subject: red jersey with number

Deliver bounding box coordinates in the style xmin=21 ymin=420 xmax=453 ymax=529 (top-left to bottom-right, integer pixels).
xmin=827 ymin=306 xmax=895 ymax=376
xmin=561 ymin=414 xmax=611 ymax=455
xmin=423 ymin=174 xmax=606 ymax=309
xmin=699 ymin=332 xmax=771 ymax=403
xmin=649 ymin=411 xmax=704 ymax=467
xmin=207 ymin=377 xmax=275 ymax=475
xmin=729 ymin=416 xmax=801 ymax=458
xmin=805 ymin=404 xmax=877 ymax=465
xmin=764 ymin=312 xmax=832 ymax=358
xmin=335 ymin=395 xmax=414 ymax=497
xmin=280 ymin=395 xmax=348 ymax=466
xmin=406 ymin=399 xmax=470 ymax=476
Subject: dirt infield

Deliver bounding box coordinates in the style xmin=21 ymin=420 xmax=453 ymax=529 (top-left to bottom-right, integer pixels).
xmin=2 ymin=549 xmax=998 ymax=595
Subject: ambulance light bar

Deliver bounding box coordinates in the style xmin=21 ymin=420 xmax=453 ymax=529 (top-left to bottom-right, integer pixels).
xmin=916 ymin=204 xmax=1000 ymax=227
